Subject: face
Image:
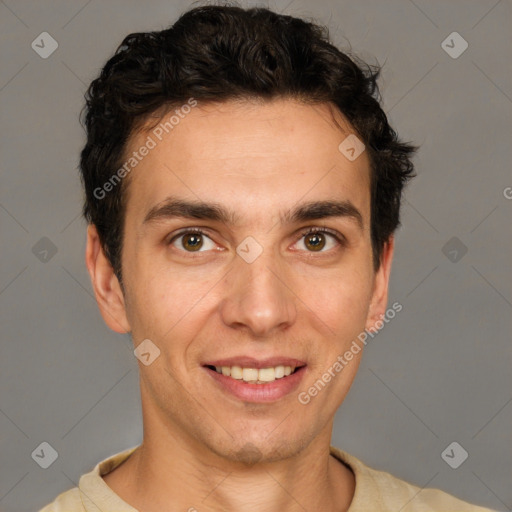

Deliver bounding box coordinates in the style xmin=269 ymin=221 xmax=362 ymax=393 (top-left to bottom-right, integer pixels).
xmin=87 ymin=98 xmax=393 ymax=465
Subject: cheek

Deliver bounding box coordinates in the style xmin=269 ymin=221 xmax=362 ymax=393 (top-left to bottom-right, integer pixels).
xmin=304 ymin=267 xmax=374 ymax=339
xmin=125 ymin=261 xmax=221 ymax=341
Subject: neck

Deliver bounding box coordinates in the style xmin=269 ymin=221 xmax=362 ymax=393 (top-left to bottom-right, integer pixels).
xmin=103 ymin=414 xmax=354 ymax=512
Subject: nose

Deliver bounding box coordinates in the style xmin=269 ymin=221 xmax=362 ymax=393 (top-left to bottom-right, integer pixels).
xmin=219 ymin=252 xmax=297 ymax=338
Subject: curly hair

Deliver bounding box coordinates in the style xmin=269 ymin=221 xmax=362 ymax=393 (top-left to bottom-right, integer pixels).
xmin=80 ymin=3 xmax=416 ymax=282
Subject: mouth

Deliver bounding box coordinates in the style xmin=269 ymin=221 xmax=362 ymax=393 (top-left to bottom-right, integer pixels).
xmin=202 ymin=358 xmax=307 ymax=403
xmin=204 ymin=363 xmax=304 ymax=384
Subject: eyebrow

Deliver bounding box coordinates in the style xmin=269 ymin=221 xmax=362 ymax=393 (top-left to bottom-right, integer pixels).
xmin=283 ymin=200 xmax=363 ymax=229
xmin=142 ymin=196 xmax=363 ymax=230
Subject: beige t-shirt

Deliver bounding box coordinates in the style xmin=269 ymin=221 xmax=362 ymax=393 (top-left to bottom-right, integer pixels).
xmin=39 ymin=445 xmax=495 ymax=511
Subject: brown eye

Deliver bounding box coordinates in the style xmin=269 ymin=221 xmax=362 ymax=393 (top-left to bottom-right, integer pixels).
xmin=304 ymin=232 xmax=326 ymax=251
xmin=169 ymin=229 xmax=217 ymax=253
xmin=182 ymin=233 xmax=203 ymax=251
xmin=295 ymin=229 xmax=343 ymax=253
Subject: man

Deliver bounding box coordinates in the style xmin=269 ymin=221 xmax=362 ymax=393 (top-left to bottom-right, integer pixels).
xmin=41 ymin=4 xmax=495 ymax=511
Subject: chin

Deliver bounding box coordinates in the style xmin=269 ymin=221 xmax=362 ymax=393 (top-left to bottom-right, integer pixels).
xmin=207 ymin=431 xmax=311 ymax=466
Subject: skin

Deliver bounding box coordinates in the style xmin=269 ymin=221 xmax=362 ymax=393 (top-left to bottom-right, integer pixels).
xmin=86 ymin=98 xmax=394 ymax=512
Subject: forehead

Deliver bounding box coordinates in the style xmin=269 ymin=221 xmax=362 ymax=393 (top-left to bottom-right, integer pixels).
xmin=123 ymin=99 xmax=371 ymax=226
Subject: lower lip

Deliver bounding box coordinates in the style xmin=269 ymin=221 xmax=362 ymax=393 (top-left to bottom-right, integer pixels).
xmin=205 ymin=366 xmax=307 ymax=403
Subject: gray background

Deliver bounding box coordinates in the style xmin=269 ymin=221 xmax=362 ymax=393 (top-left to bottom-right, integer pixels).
xmin=0 ymin=0 xmax=510 ymax=510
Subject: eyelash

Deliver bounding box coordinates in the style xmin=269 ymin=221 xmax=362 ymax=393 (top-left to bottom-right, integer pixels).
xmin=299 ymin=226 xmax=346 ymax=247
xmin=168 ymin=227 xmax=346 ymax=252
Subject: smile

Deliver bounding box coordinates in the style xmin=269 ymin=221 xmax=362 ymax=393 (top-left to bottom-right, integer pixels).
xmin=206 ymin=364 xmax=301 ymax=384
xmin=203 ymin=359 xmax=307 ymax=402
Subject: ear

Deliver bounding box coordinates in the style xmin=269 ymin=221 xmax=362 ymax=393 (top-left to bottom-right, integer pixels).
xmin=365 ymin=236 xmax=395 ymax=331
xmin=85 ymin=224 xmax=131 ymax=334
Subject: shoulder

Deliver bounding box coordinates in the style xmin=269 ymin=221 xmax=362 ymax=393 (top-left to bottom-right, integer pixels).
xmin=38 ymin=446 xmax=139 ymax=512
xmin=38 ymin=487 xmax=82 ymax=512
xmin=329 ymin=446 xmax=497 ymax=512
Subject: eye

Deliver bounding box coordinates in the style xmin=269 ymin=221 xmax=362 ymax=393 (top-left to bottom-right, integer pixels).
xmin=169 ymin=229 xmax=217 ymax=252
xmin=294 ymin=228 xmax=344 ymax=252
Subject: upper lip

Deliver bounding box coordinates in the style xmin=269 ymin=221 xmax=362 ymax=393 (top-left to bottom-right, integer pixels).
xmin=203 ymin=357 xmax=307 ymax=369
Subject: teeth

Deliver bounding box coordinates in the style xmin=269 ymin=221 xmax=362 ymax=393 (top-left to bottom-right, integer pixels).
xmin=258 ymin=368 xmax=276 ymax=382
xmin=230 ymin=365 xmax=243 ymax=379
xmin=242 ymin=368 xmax=258 ymax=382
xmin=211 ymin=364 xmax=298 ymax=383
